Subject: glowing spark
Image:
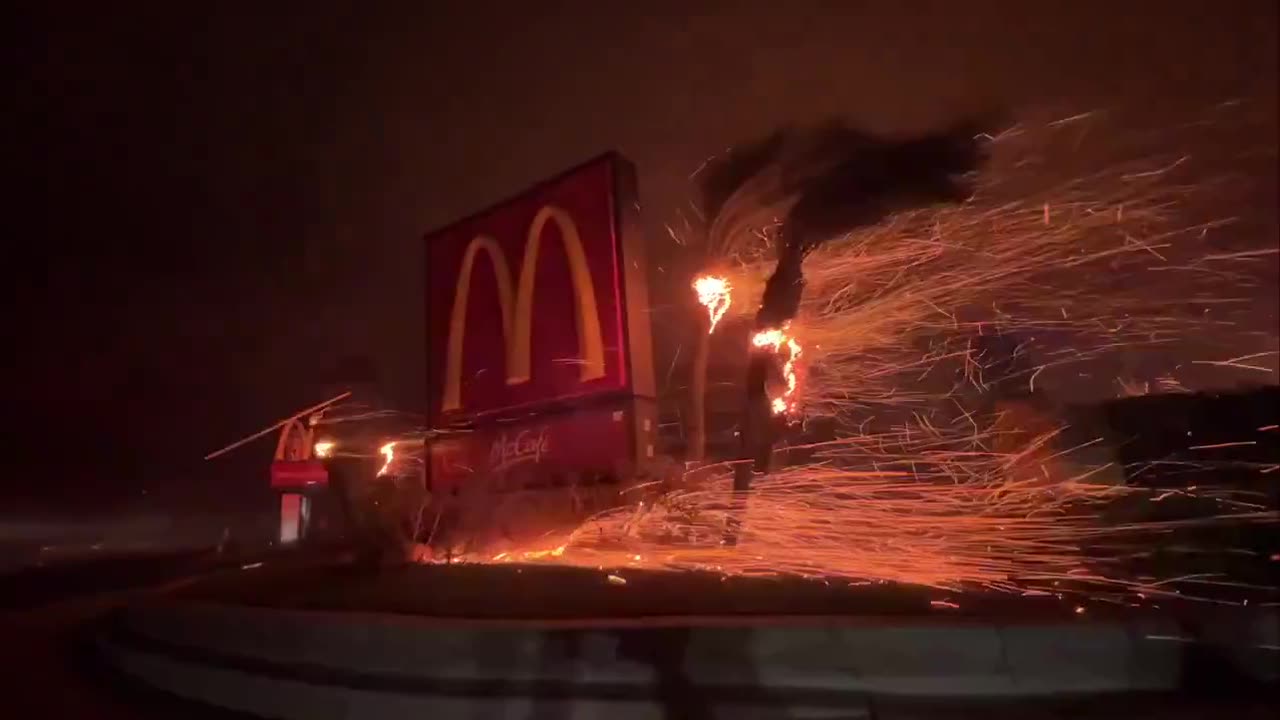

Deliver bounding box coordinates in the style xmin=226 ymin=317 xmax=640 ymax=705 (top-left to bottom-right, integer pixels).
xmin=1190 ymin=351 xmax=1279 ymax=373
xmin=1188 ymin=441 xmax=1256 ymax=450
xmin=377 ymin=442 xmax=395 ymax=476
xmin=1029 ymin=365 xmax=1045 ymax=393
xmin=1121 ymin=155 xmax=1187 ymax=181
xmin=930 ymin=600 xmax=960 ymax=609
xmin=313 ymin=441 xmax=335 ymax=459
xmin=1201 ymin=247 xmax=1279 ymax=261
xmin=607 ymin=574 xmax=627 ymax=586
xmin=693 ymin=275 xmax=732 ymax=333
xmin=1047 ymin=111 xmax=1097 ymax=127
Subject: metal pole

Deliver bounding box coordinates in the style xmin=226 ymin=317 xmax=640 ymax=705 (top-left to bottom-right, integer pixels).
xmin=688 ymin=312 xmax=711 ymax=462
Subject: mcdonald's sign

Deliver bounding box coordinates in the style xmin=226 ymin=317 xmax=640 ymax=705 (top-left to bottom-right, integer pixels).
xmin=270 ymin=417 xmax=328 ymax=489
xmin=425 ymin=154 xmax=655 ymax=424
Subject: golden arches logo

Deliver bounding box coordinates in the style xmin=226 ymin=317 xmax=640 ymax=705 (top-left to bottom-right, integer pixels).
xmin=442 ymin=205 xmax=606 ymax=413
xmin=274 ymin=419 xmax=314 ymax=461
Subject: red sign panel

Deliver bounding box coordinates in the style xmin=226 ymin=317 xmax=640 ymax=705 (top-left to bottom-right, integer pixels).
xmin=270 ymin=460 xmax=328 ymax=489
xmin=425 ymin=154 xmax=654 ymax=426
xmin=429 ymin=404 xmax=645 ymax=493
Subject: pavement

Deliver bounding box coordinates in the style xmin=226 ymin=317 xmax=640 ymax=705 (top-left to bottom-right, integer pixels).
xmin=0 ymin=546 xmax=331 ymax=719
xmin=4 ymin=550 xmax=1276 ymax=719
xmin=103 ymin=558 xmax=1280 ymax=718
xmin=1 ymin=555 xmax=247 ymax=718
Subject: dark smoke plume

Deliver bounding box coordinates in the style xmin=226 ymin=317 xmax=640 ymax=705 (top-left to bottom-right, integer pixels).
xmin=702 ymin=119 xmax=991 ymax=329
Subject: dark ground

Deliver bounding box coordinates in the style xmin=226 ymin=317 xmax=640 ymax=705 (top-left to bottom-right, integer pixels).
xmin=0 ymin=551 xmax=254 ymax=718
xmin=1 ymin=548 xmax=227 ymax=610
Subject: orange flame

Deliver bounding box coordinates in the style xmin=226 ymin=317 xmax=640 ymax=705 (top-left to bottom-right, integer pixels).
xmin=313 ymin=440 xmax=335 ymax=459
xmin=489 ymin=544 xmax=567 ymax=562
xmin=693 ymin=275 xmax=732 ymax=333
xmin=752 ymin=324 xmax=803 ymax=415
xmin=377 ymin=441 xmax=395 ymax=476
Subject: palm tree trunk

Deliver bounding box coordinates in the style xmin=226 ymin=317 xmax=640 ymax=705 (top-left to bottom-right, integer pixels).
xmin=688 ymin=313 xmax=711 ymax=462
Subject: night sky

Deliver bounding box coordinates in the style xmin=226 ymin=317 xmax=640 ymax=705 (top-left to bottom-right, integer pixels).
xmin=11 ymin=2 xmax=1276 ymax=516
